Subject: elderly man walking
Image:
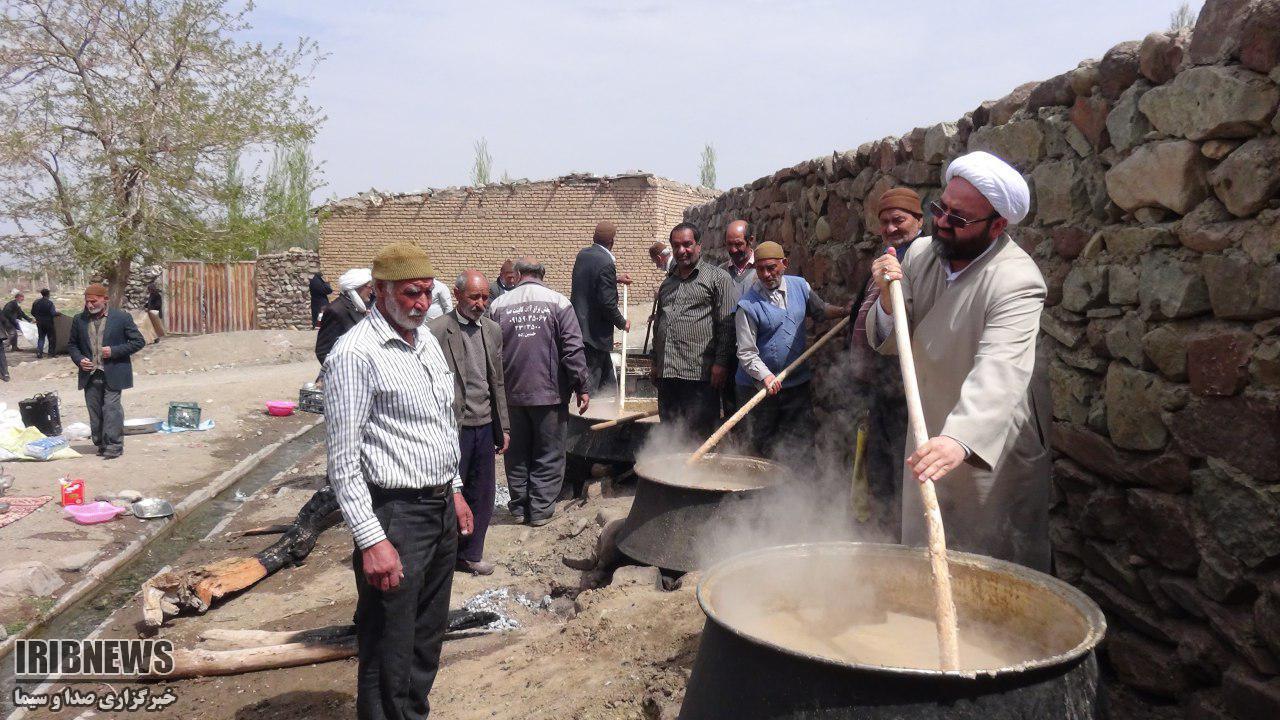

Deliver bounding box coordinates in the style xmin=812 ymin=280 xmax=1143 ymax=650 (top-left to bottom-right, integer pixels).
xmin=316 ymin=268 xmax=373 ymax=365
xmin=570 ymin=221 xmax=630 ymax=395
xmin=67 ymin=284 xmax=146 ymax=459
xmin=651 ymin=223 xmax=736 ymax=438
xmin=325 ymin=242 xmax=474 ymax=720
xmin=490 ymin=257 xmax=590 ymax=526
xmin=3 ymin=292 xmax=32 ymax=351
xmin=869 ymin=150 xmax=1052 ymax=571
xmin=428 ymin=270 xmax=510 ymax=575
xmin=852 ymin=187 xmax=925 ymax=538
xmin=735 ymin=242 xmax=848 ymax=468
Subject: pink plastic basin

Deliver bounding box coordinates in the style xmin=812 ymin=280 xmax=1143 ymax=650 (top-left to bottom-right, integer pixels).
xmin=266 ymin=401 xmax=297 ymax=417
xmin=64 ymin=501 xmax=127 ymax=525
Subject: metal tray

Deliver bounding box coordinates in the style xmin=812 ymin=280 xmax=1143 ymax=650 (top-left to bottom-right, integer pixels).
xmin=123 ymin=417 xmax=164 ymax=435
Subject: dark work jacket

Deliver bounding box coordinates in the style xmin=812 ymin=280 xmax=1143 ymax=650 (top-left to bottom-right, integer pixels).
xmin=67 ymin=309 xmax=146 ymax=391
xmin=569 ymin=243 xmax=627 ymax=351
xmin=3 ymin=299 xmax=32 ymax=325
xmin=32 ymin=297 xmax=57 ymax=322
xmin=427 ymin=310 xmax=510 ymax=446
xmin=315 ymin=293 xmax=366 ymax=363
xmin=309 ymin=274 xmax=332 ymax=310
xmin=146 ymin=290 xmax=163 ymax=315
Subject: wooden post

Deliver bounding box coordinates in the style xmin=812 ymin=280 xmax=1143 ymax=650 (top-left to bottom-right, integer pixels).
xmin=617 ymin=284 xmax=629 ymax=418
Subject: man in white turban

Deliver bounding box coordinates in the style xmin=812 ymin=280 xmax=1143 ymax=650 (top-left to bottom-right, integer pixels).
xmin=866 ymin=150 xmax=1052 ymax=571
xmin=317 ymin=268 xmax=375 ymax=365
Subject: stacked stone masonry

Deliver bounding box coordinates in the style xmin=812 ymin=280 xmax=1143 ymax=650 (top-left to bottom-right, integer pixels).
xmin=317 ymin=174 xmax=716 ymax=299
xmin=682 ymin=2 xmax=1280 ymax=716
xmin=256 ymin=249 xmax=320 ymax=329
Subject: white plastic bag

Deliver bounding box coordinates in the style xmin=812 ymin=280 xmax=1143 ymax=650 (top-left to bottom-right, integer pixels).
xmin=17 ymin=320 xmax=37 ymax=347
xmin=63 ymin=422 xmax=91 ymax=440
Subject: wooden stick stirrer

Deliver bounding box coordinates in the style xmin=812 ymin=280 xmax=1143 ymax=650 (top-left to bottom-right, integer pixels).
xmin=888 ymin=277 xmax=961 ymax=671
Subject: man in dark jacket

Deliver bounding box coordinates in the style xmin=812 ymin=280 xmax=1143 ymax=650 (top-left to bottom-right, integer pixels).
xmin=428 ymin=269 xmax=510 ymax=574
xmin=145 ymin=283 xmax=165 ymax=343
xmin=489 ymin=257 xmax=590 ymax=526
xmin=308 ymin=272 xmax=332 ymax=329
xmin=569 ymin=221 xmax=630 ymax=395
xmin=31 ymin=289 xmax=58 ymax=359
xmin=489 ymin=259 xmax=517 ymax=301
xmin=316 ymin=268 xmax=373 ymax=364
xmin=67 ymin=284 xmax=146 ymax=459
xmin=3 ymin=292 xmax=32 ymax=351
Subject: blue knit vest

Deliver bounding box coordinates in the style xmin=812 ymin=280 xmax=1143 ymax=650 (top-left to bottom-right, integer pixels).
xmin=735 ymin=275 xmax=812 ymax=388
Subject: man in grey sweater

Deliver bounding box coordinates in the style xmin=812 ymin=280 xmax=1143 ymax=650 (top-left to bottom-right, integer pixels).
xmin=489 ymin=257 xmax=590 ymax=526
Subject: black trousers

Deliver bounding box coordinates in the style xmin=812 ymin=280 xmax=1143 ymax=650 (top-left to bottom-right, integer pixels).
xmin=584 ymin=346 xmax=616 ymax=395
xmin=457 ymin=423 xmax=496 ymax=562
xmin=354 ymin=487 xmax=457 ymax=720
xmin=84 ymin=373 xmax=124 ymax=456
xmin=736 ymin=381 xmax=815 ymax=470
xmin=657 ymin=378 xmax=719 ymax=439
xmin=0 ymin=341 xmax=8 ymax=380
xmin=36 ymin=320 xmax=54 ymax=357
xmin=866 ymin=390 xmax=907 ymax=539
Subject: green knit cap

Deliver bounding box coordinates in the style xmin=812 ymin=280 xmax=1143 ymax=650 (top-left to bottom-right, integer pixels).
xmin=371 ymin=242 xmax=436 ymax=281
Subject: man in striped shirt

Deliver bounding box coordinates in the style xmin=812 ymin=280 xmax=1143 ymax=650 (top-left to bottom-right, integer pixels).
xmin=325 ymin=242 xmax=473 ymax=720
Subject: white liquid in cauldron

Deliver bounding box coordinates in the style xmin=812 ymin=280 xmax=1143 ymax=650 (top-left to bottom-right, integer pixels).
xmin=733 ymin=605 xmax=1039 ymax=671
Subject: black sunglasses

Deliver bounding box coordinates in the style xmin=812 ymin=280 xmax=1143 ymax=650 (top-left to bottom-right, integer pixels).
xmin=929 ymin=201 xmax=998 ymax=229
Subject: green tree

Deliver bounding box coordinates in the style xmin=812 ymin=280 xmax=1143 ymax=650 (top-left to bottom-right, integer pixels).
xmin=1169 ymin=2 xmax=1197 ymax=31
xmin=261 ymin=140 xmax=321 ymax=251
xmin=472 ymin=137 xmax=493 ymax=185
xmin=0 ymin=0 xmax=323 ymax=304
xmin=699 ymin=143 xmax=717 ymax=189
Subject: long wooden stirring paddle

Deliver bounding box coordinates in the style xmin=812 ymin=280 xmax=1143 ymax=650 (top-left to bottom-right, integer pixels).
xmin=887 ymin=277 xmax=962 ymax=671
xmin=686 ymin=315 xmax=850 ymax=465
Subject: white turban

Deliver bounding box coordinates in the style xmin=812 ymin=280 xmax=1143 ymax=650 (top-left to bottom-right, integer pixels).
xmin=943 ymin=151 xmax=1031 ymax=225
xmin=338 ymin=268 xmax=372 ymax=291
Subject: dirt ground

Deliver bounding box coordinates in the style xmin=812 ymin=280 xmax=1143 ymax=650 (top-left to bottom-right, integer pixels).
xmin=17 ymin=438 xmax=705 ymax=720
xmin=0 ymin=326 xmax=321 ymax=631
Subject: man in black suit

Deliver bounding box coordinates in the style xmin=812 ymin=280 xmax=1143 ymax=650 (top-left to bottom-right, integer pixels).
xmin=31 ymin=289 xmax=58 ymax=358
xmin=308 ymin=272 xmax=332 ymax=329
xmin=67 ymin=284 xmax=146 ymax=459
xmin=569 ymin=221 xmax=630 ymax=394
xmin=428 ymin=269 xmax=510 ymax=575
xmin=3 ymin=292 xmax=32 ymax=351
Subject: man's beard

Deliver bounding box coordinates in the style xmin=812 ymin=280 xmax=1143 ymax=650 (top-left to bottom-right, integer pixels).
xmin=932 ymin=225 xmax=996 ymax=261
xmin=762 ymin=276 xmax=782 ymax=290
xmin=729 ymin=250 xmax=750 ymax=267
xmin=384 ymin=302 xmax=426 ymax=330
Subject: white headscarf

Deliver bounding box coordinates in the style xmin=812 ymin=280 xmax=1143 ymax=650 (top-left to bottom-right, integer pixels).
xmin=943 ymin=151 xmax=1031 ymax=225
xmin=338 ymin=268 xmax=372 ymax=311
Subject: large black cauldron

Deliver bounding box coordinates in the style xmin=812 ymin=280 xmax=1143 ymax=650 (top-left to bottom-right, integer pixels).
xmin=679 ymin=542 xmax=1106 ymax=719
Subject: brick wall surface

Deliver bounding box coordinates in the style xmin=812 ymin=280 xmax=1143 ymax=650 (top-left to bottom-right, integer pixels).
xmin=318 ymin=174 xmax=716 ymax=302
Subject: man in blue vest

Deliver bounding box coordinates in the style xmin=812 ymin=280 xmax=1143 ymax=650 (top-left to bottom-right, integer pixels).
xmin=734 ymin=241 xmax=848 ymax=467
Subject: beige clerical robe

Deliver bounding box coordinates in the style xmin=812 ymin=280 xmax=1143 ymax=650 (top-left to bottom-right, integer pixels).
xmin=868 ymin=234 xmax=1052 ymax=571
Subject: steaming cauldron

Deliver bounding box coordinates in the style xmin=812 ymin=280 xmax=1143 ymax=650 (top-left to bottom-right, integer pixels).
xmin=679 ymin=542 xmax=1106 ymax=719
xmin=566 ymin=397 xmax=659 ymax=464
xmin=616 ymin=453 xmax=792 ymax=572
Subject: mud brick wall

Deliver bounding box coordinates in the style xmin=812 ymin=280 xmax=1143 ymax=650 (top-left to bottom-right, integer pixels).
xmin=317 ymin=174 xmax=716 ymax=300
xmin=683 ymin=1 xmax=1280 ymax=716
xmin=256 ymin=248 xmax=319 ymax=329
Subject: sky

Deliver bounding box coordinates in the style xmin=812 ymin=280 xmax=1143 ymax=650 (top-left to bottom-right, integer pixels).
xmin=244 ymin=0 xmax=1191 ymax=203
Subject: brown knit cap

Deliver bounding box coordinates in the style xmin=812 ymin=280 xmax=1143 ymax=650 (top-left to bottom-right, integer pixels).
xmin=84 ymin=283 xmax=109 ymax=297
xmin=754 ymin=241 xmax=786 ymax=261
xmin=876 ymin=187 xmax=923 ymax=217
xmin=593 ymin=221 xmax=617 ymax=243
xmin=371 ymin=242 xmax=437 ymax=281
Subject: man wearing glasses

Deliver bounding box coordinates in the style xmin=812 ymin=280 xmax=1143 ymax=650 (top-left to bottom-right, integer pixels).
xmin=866 ymin=150 xmax=1051 ymax=572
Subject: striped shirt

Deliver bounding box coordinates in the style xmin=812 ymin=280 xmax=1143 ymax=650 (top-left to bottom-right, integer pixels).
xmin=652 ymin=260 xmax=736 ymax=381
xmin=324 ymin=306 xmax=461 ymax=550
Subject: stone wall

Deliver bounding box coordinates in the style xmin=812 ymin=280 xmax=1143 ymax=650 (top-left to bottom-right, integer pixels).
xmin=256 ymin=248 xmax=319 ymax=329
xmin=682 ymin=1 xmax=1280 ymax=716
xmin=122 ymin=264 xmax=163 ymax=310
xmin=317 ymin=174 xmax=717 ymax=299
